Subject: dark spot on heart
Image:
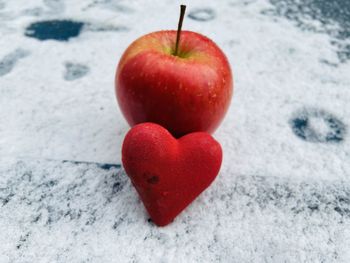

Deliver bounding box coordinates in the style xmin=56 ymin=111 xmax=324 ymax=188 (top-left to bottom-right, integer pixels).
xmin=290 ymin=108 xmax=346 ymax=143
xmin=188 ymin=8 xmax=216 ymax=22
xmin=143 ymin=172 xmax=160 ymax=184
xmin=147 ymin=176 xmax=159 ymax=184
xmin=25 ymin=20 xmax=84 ymax=41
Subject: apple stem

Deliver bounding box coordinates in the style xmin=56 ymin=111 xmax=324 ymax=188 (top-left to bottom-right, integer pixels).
xmin=174 ymin=5 xmax=186 ymax=56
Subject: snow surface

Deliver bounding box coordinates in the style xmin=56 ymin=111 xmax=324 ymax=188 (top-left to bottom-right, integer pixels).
xmin=1 ymin=0 xmax=350 ymax=262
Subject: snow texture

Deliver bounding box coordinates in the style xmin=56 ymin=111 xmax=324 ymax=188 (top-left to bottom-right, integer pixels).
xmin=0 ymin=0 xmax=350 ymax=262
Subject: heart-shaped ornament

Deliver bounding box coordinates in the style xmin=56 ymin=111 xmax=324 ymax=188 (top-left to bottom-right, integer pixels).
xmin=122 ymin=122 xmax=222 ymax=226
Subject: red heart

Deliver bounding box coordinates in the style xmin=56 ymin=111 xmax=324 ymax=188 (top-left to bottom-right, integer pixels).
xmin=122 ymin=122 xmax=222 ymax=226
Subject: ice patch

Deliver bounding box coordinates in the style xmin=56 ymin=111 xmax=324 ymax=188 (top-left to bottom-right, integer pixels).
xmin=290 ymin=108 xmax=346 ymax=143
xmin=0 ymin=49 xmax=30 ymax=77
xmin=25 ymin=20 xmax=84 ymax=41
xmin=188 ymin=8 xmax=216 ymax=22
xmin=64 ymin=62 xmax=89 ymax=81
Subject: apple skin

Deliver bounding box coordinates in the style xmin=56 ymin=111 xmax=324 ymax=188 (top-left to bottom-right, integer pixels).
xmin=116 ymin=30 xmax=233 ymax=137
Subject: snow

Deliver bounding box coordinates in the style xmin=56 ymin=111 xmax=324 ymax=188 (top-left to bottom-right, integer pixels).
xmin=0 ymin=0 xmax=350 ymax=261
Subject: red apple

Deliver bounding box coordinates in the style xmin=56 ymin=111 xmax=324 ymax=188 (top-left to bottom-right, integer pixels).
xmin=115 ymin=13 xmax=233 ymax=137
